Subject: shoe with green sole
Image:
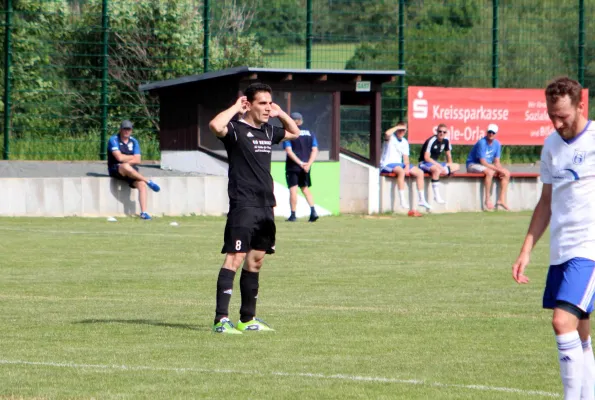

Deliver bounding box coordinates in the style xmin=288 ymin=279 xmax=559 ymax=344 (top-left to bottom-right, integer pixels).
xmin=236 ymin=318 xmax=275 ymax=332
xmin=213 ymin=317 xmax=242 ymax=334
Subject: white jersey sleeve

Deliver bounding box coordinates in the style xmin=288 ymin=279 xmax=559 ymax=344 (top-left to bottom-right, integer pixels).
xmin=539 ymin=139 xmax=553 ymax=184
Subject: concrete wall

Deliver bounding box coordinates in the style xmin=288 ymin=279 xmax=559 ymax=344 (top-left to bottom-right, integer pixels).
xmin=380 ymin=175 xmax=542 ymax=213
xmin=0 ymin=176 xmax=229 ymax=217
xmin=339 ymin=154 xmax=379 ymax=214
xmin=161 ymin=150 xmax=228 ymax=176
xmin=0 ymin=159 xmax=542 ymax=217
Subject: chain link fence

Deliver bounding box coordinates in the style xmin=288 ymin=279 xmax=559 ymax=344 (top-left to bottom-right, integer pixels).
xmin=0 ymin=0 xmax=592 ymax=162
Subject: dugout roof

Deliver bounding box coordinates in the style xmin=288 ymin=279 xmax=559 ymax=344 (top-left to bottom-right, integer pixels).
xmin=139 ymin=66 xmax=405 ymax=166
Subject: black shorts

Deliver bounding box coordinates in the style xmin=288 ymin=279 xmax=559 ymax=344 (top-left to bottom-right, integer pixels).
xmin=108 ymin=165 xmax=139 ymax=189
xmin=221 ymin=206 xmax=276 ymax=254
xmin=286 ymin=170 xmax=312 ymax=188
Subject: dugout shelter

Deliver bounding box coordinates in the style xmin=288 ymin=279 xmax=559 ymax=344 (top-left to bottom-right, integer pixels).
xmin=139 ymin=66 xmax=405 ymax=172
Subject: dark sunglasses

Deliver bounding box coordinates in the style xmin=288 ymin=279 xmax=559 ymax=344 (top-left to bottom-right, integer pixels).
xmin=437 ymin=130 xmax=447 ymax=134
xmin=487 ymin=131 xmax=496 ymax=134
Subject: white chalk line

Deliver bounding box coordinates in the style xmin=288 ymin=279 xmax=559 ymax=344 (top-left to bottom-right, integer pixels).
xmin=0 ymin=359 xmax=560 ymax=397
xmin=0 ymin=227 xmax=491 ymax=247
xmin=0 ymin=227 xmax=325 ymax=242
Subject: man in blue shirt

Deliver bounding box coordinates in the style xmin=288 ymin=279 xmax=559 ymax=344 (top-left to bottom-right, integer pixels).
xmin=107 ymin=120 xmax=161 ymax=220
xmin=466 ymin=123 xmax=510 ymax=211
xmin=283 ymin=112 xmax=319 ymax=222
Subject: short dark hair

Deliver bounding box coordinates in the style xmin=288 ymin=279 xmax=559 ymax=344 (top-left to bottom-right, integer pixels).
xmin=244 ymin=83 xmax=272 ymax=103
xmin=545 ymin=76 xmax=582 ymax=106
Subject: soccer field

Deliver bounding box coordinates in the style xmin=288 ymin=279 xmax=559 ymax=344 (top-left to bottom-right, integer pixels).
xmin=1 ymin=213 xmax=562 ymax=399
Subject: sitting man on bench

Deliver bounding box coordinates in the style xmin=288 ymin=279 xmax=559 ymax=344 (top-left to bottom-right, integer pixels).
xmin=418 ymin=124 xmax=460 ymax=204
xmin=466 ymin=123 xmax=510 ymax=211
xmin=380 ymin=121 xmax=431 ymax=216
xmin=107 ymin=120 xmax=161 ymax=220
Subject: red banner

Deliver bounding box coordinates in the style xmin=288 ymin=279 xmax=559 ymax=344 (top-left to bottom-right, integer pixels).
xmin=407 ymin=86 xmax=589 ymax=145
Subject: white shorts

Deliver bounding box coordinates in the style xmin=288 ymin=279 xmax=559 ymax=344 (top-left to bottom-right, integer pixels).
xmin=467 ymin=163 xmax=487 ymax=173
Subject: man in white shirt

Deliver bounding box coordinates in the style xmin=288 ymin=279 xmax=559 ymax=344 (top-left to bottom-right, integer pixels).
xmin=512 ymin=76 xmax=595 ymax=399
xmin=380 ymin=121 xmax=431 ymax=215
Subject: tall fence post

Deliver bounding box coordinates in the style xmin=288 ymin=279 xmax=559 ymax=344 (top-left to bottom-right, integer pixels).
xmin=3 ymin=0 xmax=13 ymax=160
xmin=398 ymin=0 xmax=405 ymax=121
xmin=203 ymin=0 xmax=210 ymax=73
xmin=99 ymin=0 xmax=109 ymax=160
xmin=492 ymin=0 xmax=499 ymax=88
xmin=578 ymin=0 xmax=585 ymax=86
xmin=306 ymin=0 xmax=312 ymax=69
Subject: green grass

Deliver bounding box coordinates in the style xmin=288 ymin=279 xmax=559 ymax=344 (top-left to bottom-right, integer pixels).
xmin=0 ymin=213 xmax=562 ymax=399
xmin=265 ymin=43 xmax=358 ymax=69
xmin=0 ymin=133 xmax=160 ymax=161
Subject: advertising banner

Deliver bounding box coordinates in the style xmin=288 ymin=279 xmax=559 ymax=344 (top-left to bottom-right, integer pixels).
xmin=407 ymin=86 xmax=589 ymax=145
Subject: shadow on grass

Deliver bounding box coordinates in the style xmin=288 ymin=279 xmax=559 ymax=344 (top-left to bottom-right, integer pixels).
xmin=75 ymin=318 xmax=209 ymax=331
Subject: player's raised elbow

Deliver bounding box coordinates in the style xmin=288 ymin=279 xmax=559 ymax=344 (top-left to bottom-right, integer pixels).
xmin=209 ymin=121 xmax=226 ymax=137
xmin=285 ymin=130 xmax=300 ymax=140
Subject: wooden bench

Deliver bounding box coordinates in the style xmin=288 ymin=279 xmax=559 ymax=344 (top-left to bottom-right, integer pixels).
xmin=380 ymin=171 xmax=540 ymax=179
xmin=379 ymin=170 xmax=542 ymax=213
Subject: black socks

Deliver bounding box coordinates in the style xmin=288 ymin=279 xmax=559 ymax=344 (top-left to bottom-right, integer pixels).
xmin=214 ymin=268 xmax=236 ymax=323
xmin=239 ymin=269 xmax=260 ymax=323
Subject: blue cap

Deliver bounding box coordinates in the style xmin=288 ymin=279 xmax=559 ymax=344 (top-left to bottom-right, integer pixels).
xmin=290 ymin=112 xmax=303 ymax=120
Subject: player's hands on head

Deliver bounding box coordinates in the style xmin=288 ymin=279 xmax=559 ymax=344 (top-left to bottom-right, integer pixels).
xmin=269 ymin=103 xmax=282 ymax=118
xmin=235 ymin=96 xmax=248 ymax=114
xmin=512 ymin=252 xmax=531 ymax=284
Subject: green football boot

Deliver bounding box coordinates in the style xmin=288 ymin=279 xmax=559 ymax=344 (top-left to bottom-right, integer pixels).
xmin=236 ymin=318 xmax=275 ymax=332
xmin=213 ymin=317 xmax=242 ymax=334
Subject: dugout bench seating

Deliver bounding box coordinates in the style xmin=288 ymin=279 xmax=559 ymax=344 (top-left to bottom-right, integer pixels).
xmin=379 ymin=171 xmax=541 ymax=213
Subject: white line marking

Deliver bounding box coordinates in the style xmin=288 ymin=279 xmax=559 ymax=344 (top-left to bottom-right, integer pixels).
xmin=0 ymin=359 xmax=560 ymax=397
xmin=0 ymin=227 xmax=492 ymax=247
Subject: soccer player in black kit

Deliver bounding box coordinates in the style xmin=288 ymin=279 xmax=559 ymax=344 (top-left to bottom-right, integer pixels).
xmin=208 ymin=83 xmax=300 ymax=334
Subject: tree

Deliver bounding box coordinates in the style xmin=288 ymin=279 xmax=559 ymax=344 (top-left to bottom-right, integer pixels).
xmin=65 ymin=0 xmax=266 ymax=132
xmin=0 ymin=0 xmax=72 ymax=138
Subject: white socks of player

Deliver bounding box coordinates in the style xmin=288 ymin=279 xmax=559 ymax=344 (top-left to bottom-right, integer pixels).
xmin=399 ymin=190 xmax=409 ymax=209
xmin=582 ymin=336 xmax=595 ymax=400
xmin=417 ymin=190 xmax=431 ymax=210
xmin=557 ymin=331 xmax=584 ymax=399
xmin=431 ymin=181 xmax=446 ymax=204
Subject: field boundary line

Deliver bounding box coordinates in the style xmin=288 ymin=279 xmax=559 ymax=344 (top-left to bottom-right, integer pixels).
xmin=0 ymin=359 xmax=560 ymax=397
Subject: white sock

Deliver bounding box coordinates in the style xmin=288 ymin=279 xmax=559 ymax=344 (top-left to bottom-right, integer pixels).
xmin=417 ymin=190 xmax=427 ymax=203
xmin=557 ymin=331 xmax=584 ymax=399
xmin=431 ymin=181 xmax=444 ymax=201
xmin=399 ymin=190 xmax=406 ymax=203
xmin=582 ymin=336 xmax=595 ymax=400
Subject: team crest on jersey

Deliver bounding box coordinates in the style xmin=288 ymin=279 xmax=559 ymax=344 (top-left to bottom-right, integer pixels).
xmin=127 ymin=142 xmax=133 ymax=151
xmin=573 ymin=150 xmax=586 ymax=165
xmin=440 ymin=144 xmax=445 ymax=151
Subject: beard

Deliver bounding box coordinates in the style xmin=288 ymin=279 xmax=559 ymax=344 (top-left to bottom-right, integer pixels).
xmin=557 ymin=114 xmax=581 ymax=140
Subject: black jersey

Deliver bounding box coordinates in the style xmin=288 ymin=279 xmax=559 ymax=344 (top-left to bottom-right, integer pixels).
xmin=219 ymin=120 xmax=286 ymax=207
xmin=418 ymin=135 xmax=452 ymax=162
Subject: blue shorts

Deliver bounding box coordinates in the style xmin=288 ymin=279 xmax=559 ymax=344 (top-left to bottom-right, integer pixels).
xmin=543 ymin=257 xmax=595 ymax=313
xmin=380 ymin=163 xmax=412 ymax=174
xmin=418 ymin=161 xmax=446 ymax=173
